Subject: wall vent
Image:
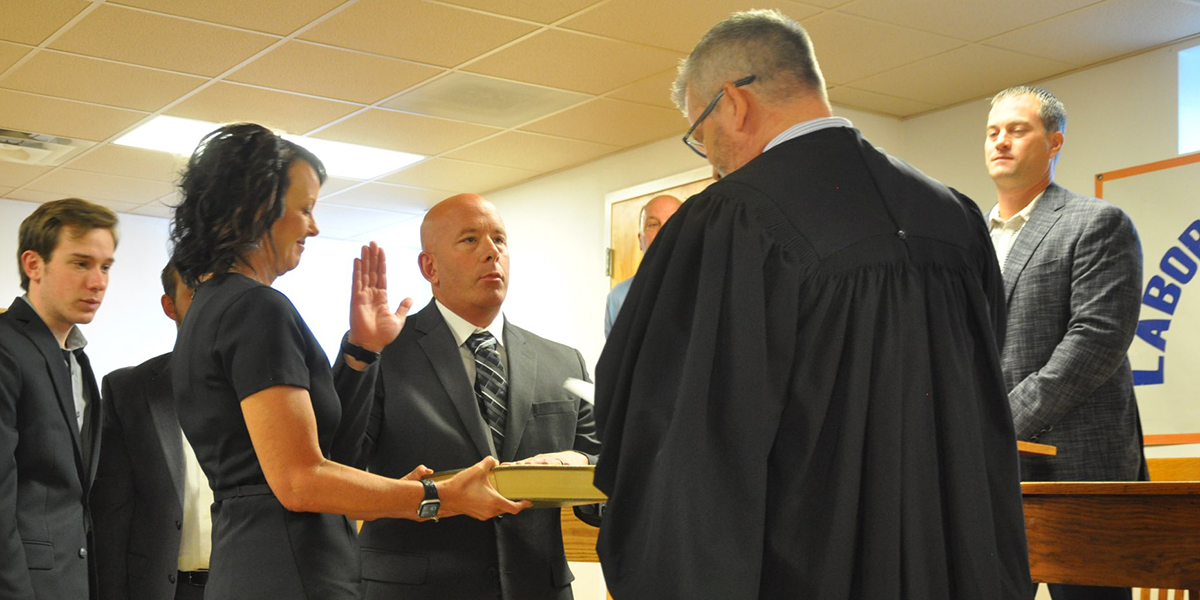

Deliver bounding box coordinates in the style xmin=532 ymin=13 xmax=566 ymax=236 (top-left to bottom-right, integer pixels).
xmin=0 ymin=129 xmax=94 ymax=167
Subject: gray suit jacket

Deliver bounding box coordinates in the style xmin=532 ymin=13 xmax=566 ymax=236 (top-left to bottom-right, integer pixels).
xmin=0 ymin=297 xmax=102 ymax=600
xmin=92 ymin=352 xmax=186 ymax=600
xmin=999 ymin=183 xmax=1146 ymax=481
xmin=336 ymin=300 xmax=601 ymax=600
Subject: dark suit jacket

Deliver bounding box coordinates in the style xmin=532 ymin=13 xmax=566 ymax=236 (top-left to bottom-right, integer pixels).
xmin=0 ymin=297 xmax=102 ymax=600
xmin=337 ymin=300 xmax=601 ymax=600
xmin=999 ymin=183 xmax=1147 ymax=481
xmin=92 ymin=352 xmax=187 ymax=600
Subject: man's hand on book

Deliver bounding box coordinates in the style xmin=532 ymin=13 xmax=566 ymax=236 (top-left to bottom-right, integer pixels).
xmin=508 ymin=451 xmax=588 ymax=466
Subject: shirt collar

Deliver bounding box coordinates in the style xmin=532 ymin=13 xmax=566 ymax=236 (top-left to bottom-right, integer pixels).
xmin=988 ymin=190 xmax=1045 ymax=230
xmin=435 ymin=299 xmax=505 ymax=348
xmin=20 ymin=294 xmax=87 ymax=351
xmin=763 ymin=116 xmax=854 ymax=153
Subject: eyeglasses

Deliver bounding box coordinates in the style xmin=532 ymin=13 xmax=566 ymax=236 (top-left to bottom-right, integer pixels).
xmin=682 ymin=75 xmax=756 ymax=158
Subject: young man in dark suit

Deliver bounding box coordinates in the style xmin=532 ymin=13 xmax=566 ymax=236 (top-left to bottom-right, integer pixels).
xmin=0 ymin=198 xmax=118 ymax=599
xmin=985 ymin=86 xmax=1147 ymax=600
xmin=337 ymin=193 xmax=601 ymax=600
xmin=92 ymin=262 xmax=211 ymax=600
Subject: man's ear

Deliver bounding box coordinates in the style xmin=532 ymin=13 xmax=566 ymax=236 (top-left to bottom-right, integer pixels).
xmin=20 ymin=250 xmax=43 ymax=286
xmin=724 ymin=81 xmax=751 ymax=132
xmin=161 ymin=294 xmax=178 ymax=323
xmin=418 ymin=252 xmax=438 ymax=285
xmin=1048 ymin=130 xmax=1064 ymax=162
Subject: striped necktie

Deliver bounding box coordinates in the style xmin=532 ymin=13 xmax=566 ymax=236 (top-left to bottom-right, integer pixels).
xmin=466 ymin=331 xmax=507 ymax=454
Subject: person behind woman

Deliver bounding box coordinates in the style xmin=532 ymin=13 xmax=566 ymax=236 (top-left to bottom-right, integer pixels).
xmin=168 ymin=123 xmax=528 ymax=600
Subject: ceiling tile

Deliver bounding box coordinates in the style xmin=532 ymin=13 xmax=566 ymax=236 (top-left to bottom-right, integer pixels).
xmin=8 ymin=188 xmax=79 ymax=204
xmin=828 ymin=86 xmax=940 ymax=117
xmin=438 ymin=0 xmax=604 ymax=24
xmin=520 ymin=98 xmax=688 ymax=147
xmin=444 ymin=131 xmax=619 ymax=171
xmin=838 ymin=0 xmax=1105 ymax=43
xmin=109 ymin=0 xmax=345 ymax=36
xmin=382 ymin=72 xmax=590 ymax=128
xmin=607 ymin=69 xmax=679 ymax=109
xmin=852 ymin=45 xmax=1075 ymax=106
xmin=0 ymin=50 xmax=206 ymax=111
xmin=49 ymin=5 xmax=277 ymax=77
xmin=0 ymin=0 xmax=88 ymax=45
xmin=381 ymin=158 xmax=539 ymax=192
xmin=985 ymin=0 xmax=1200 ymax=66
xmin=26 ymin=168 xmax=177 ymax=204
xmin=299 ymin=0 xmax=537 ymax=68
xmin=129 ymin=199 xmax=175 ymax=218
xmin=0 ymin=88 xmax=148 ymax=141
xmin=322 ymin=182 xmax=447 ymax=212
xmin=310 ymin=202 xmax=421 ymax=240
xmin=67 ymin=144 xmax=186 ymax=183
xmin=0 ymin=186 xmax=13 ymax=198
xmin=320 ymin=176 xmax=361 ymax=195
xmin=167 ymin=82 xmax=361 ymax=135
xmin=798 ymin=0 xmax=857 ymax=7
xmin=0 ymin=41 xmax=33 ymax=73
xmin=560 ymin=0 xmax=823 ymax=53
xmin=312 ymin=109 xmax=501 ymax=156
xmin=801 ymin=12 xmax=964 ymax=85
xmin=465 ymin=29 xmax=684 ymax=95
xmin=85 ymin=197 xmax=145 ymax=214
xmin=0 ymin=163 xmax=52 ymax=188
xmin=227 ymin=41 xmax=443 ymax=104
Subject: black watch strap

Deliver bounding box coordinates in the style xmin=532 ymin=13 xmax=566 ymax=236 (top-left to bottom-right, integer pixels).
xmin=341 ymin=340 xmax=380 ymax=365
xmin=421 ymin=478 xmax=438 ymax=501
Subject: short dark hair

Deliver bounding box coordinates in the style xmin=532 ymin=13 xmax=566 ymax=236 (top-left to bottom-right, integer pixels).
xmin=160 ymin=260 xmax=179 ymax=300
xmin=169 ymin=123 xmax=325 ymax=287
xmin=17 ymin=198 xmax=119 ymax=291
xmin=672 ymin=9 xmax=826 ymax=113
xmin=991 ymin=85 xmax=1067 ymax=134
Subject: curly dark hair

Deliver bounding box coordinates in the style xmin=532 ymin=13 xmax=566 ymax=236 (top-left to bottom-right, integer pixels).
xmin=169 ymin=123 xmax=326 ymax=287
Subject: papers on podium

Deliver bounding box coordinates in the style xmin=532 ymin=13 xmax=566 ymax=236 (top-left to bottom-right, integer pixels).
xmin=426 ymin=465 xmax=607 ymax=508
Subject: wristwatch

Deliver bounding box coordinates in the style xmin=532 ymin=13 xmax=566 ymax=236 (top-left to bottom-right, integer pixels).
xmin=341 ymin=339 xmax=380 ymax=365
xmin=418 ymin=479 xmax=440 ymax=521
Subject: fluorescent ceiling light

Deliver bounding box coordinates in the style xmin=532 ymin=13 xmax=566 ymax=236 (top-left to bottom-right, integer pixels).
xmin=114 ymin=115 xmax=425 ymax=180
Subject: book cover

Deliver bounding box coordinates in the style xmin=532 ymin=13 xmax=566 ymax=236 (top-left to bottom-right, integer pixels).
xmin=426 ymin=464 xmax=607 ymax=508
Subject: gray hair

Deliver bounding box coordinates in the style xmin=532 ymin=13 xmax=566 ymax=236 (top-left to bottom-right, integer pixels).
xmin=671 ymin=9 xmax=825 ymax=115
xmin=991 ymin=85 xmax=1067 ymax=134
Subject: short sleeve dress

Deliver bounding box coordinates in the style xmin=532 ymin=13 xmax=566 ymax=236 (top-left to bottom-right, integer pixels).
xmin=172 ymin=273 xmax=362 ymax=600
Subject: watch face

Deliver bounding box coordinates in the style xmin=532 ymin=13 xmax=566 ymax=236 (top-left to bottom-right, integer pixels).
xmin=418 ymin=500 xmax=440 ymax=518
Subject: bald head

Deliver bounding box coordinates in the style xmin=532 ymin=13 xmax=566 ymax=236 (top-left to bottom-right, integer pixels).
xmin=418 ymin=193 xmax=510 ymax=327
xmin=639 ymin=195 xmax=682 ymax=252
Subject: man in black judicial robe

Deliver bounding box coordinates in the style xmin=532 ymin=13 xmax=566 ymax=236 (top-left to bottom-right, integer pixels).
xmin=593 ymin=10 xmax=1032 ymax=600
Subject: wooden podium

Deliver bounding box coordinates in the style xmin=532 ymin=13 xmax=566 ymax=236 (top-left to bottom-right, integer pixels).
xmin=1023 ymin=481 xmax=1200 ymax=596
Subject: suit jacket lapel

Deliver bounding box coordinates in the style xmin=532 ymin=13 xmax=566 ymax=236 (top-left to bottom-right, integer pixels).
xmin=74 ymin=350 xmax=104 ymax=490
xmin=501 ymin=324 xmax=536 ymax=463
xmin=1003 ymin=183 xmax=1068 ymax=304
xmin=146 ymin=356 xmax=185 ymax=504
xmin=9 ymin=299 xmax=87 ymax=484
xmin=415 ymin=302 xmax=494 ymax=460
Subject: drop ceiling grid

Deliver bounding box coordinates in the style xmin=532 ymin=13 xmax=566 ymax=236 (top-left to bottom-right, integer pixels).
xmin=0 ymin=0 xmax=1197 ymax=230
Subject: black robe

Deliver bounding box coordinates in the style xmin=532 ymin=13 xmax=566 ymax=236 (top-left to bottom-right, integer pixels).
xmin=594 ymin=128 xmax=1032 ymax=600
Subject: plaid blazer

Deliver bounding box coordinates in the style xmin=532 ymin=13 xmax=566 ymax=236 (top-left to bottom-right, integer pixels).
xmin=998 ymin=183 xmax=1147 ymax=482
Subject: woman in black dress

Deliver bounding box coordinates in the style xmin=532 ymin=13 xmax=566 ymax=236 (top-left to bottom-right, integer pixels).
xmin=169 ymin=123 xmax=527 ymax=599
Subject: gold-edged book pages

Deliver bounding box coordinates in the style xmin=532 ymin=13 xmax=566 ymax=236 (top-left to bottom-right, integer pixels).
xmin=426 ymin=465 xmax=607 ymax=508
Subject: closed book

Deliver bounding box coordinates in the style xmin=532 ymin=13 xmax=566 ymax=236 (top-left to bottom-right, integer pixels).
xmin=426 ymin=464 xmax=607 ymax=508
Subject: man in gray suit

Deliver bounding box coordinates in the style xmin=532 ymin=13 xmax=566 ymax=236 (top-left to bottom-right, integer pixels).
xmin=1 ymin=198 xmax=117 ymax=600
xmin=985 ymin=85 xmax=1147 ymax=600
xmin=341 ymin=193 xmax=601 ymax=600
xmin=92 ymin=262 xmax=211 ymax=600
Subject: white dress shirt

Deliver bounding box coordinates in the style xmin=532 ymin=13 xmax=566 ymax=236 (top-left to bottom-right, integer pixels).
xmin=988 ymin=191 xmax=1045 ymax=274
xmin=178 ymin=431 xmax=213 ymax=571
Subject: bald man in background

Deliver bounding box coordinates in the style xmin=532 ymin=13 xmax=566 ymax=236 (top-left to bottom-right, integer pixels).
xmin=604 ymin=194 xmax=682 ymax=336
xmin=336 ymin=194 xmax=600 ymax=600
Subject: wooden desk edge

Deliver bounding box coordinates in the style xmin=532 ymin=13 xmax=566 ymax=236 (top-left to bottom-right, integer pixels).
xmin=1017 ymin=440 xmax=1057 ymax=456
xmin=1023 ymin=481 xmax=1200 ymax=495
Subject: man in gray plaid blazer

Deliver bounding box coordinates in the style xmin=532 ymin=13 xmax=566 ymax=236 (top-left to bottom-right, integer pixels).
xmin=985 ymin=85 xmax=1147 ymax=600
